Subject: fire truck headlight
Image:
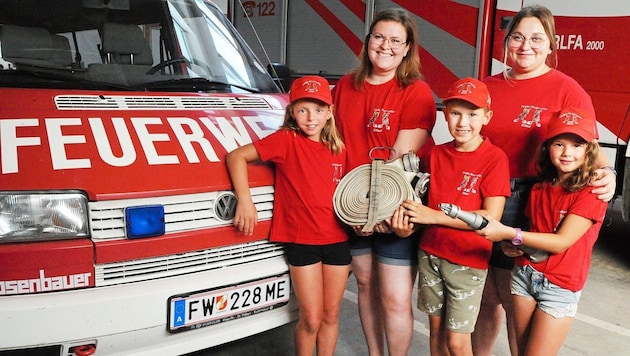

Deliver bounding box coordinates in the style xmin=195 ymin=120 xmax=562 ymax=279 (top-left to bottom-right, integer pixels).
xmin=0 ymin=191 xmax=88 ymax=242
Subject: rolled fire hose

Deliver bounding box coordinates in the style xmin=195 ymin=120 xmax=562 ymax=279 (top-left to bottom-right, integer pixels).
xmin=333 ymin=149 xmax=430 ymax=232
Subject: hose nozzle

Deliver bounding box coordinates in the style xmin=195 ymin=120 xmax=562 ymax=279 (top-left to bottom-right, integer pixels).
xmin=439 ymin=203 xmax=488 ymax=230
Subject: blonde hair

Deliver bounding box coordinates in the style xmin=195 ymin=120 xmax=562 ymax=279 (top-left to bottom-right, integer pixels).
xmin=281 ymin=101 xmax=345 ymax=155
xmin=352 ymin=8 xmax=422 ymax=90
xmin=536 ymin=139 xmax=600 ymax=191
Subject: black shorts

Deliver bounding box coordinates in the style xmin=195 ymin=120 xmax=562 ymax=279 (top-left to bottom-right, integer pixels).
xmin=284 ymin=242 xmax=352 ymax=267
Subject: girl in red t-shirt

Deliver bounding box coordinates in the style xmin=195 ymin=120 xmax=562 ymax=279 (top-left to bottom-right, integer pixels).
xmin=477 ymin=107 xmax=608 ymax=356
xmin=226 ymin=75 xmax=350 ymax=356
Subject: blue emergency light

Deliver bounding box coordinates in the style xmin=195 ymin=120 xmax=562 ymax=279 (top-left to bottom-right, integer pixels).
xmin=125 ymin=205 xmax=165 ymax=239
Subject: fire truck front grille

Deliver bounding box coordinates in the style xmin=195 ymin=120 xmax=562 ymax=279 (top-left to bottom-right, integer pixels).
xmin=54 ymin=95 xmax=273 ymax=110
xmin=88 ymin=187 xmax=273 ymax=240
xmin=94 ymin=240 xmax=285 ymax=286
xmin=89 ymin=186 xmax=278 ymax=286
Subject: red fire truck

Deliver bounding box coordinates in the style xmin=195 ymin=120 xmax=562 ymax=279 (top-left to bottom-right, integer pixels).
xmin=232 ymin=0 xmax=630 ymax=221
xmin=0 ymin=0 xmax=297 ymax=355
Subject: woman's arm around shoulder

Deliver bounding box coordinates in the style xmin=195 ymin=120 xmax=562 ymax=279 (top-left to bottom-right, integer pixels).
xmin=591 ymin=150 xmax=617 ymax=202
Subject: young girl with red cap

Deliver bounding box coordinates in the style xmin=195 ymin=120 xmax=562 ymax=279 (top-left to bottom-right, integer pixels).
xmin=226 ymin=75 xmax=349 ymax=356
xmin=476 ymin=107 xmax=608 ymax=355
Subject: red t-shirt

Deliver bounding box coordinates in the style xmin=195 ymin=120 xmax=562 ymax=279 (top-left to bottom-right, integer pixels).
xmin=420 ymin=138 xmax=511 ymax=269
xmin=520 ymin=183 xmax=607 ymax=291
xmin=482 ymin=69 xmax=596 ymax=178
xmin=254 ymin=129 xmax=348 ymax=245
xmin=332 ymin=74 xmax=436 ymax=170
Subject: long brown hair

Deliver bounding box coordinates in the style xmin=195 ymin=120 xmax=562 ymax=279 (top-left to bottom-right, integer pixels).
xmin=281 ymin=100 xmax=345 ymax=155
xmin=352 ymin=8 xmax=421 ymax=89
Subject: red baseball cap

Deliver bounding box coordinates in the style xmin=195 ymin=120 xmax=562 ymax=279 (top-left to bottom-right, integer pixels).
xmin=443 ymin=77 xmax=491 ymax=109
xmin=289 ymin=75 xmax=333 ymax=105
xmin=546 ymin=107 xmax=598 ymax=141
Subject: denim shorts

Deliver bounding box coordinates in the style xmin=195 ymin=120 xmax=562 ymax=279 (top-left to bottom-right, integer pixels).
xmin=511 ymin=264 xmax=581 ymax=318
xmin=349 ymin=232 xmax=420 ymax=266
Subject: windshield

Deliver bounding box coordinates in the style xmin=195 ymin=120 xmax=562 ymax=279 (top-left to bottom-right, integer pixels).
xmin=0 ymin=0 xmax=279 ymax=93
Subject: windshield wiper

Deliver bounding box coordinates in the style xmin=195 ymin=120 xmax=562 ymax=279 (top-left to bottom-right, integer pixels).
xmin=2 ymin=63 xmax=139 ymax=91
xmin=140 ymin=77 xmax=260 ymax=93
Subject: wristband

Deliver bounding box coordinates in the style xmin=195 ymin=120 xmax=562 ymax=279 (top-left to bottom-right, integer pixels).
xmin=602 ymin=166 xmax=617 ymax=175
xmin=511 ymin=228 xmax=523 ymax=246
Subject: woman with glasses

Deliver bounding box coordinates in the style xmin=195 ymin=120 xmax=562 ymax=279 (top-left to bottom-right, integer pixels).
xmin=331 ymin=8 xmax=436 ymax=356
xmin=472 ymin=5 xmax=617 ymax=356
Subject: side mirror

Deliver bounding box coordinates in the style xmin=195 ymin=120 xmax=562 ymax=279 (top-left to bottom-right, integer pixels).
xmin=267 ymin=63 xmax=291 ymax=92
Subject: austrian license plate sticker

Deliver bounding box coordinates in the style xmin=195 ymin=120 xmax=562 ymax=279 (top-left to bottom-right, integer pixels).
xmin=167 ymin=273 xmax=290 ymax=333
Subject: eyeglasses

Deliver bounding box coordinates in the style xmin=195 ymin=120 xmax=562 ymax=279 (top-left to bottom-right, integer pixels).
xmin=508 ymin=33 xmax=548 ymax=49
xmin=369 ymin=33 xmax=407 ymax=49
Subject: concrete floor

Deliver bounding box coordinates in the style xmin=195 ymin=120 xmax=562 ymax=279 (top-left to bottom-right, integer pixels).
xmin=197 ymin=201 xmax=630 ymax=356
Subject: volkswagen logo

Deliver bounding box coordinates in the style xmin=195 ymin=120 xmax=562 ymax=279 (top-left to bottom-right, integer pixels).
xmin=214 ymin=192 xmax=238 ymax=221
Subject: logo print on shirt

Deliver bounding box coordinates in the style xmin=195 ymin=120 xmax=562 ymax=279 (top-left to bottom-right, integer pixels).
xmin=457 ymin=172 xmax=481 ymax=195
xmin=367 ymin=109 xmax=393 ymax=132
xmin=514 ymin=106 xmax=546 ymax=128
xmin=332 ymin=163 xmax=344 ymax=183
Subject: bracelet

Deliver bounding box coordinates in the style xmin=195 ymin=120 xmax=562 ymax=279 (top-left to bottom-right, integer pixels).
xmin=602 ymin=166 xmax=617 ymax=175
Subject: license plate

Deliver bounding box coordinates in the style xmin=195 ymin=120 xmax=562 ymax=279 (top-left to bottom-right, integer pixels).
xmin=167 ymin=273 xmax=290 ymax=333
